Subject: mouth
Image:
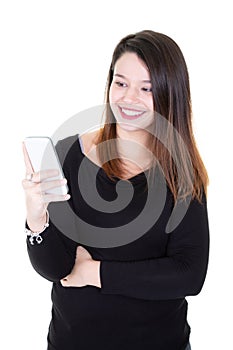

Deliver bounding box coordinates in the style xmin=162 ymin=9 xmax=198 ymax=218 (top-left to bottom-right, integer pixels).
xmin=118 ymin=106 xmax=146 ymax=120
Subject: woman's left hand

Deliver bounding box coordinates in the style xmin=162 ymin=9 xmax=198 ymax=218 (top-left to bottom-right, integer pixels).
xmin=60 ymin=246 xmax=101 ymax=288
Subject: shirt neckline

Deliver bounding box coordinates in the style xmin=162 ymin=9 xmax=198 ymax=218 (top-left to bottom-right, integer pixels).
xmin=76 ymin=135 xmax=149 ymax=182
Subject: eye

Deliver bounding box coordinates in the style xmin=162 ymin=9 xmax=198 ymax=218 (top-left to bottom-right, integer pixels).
xmin=141 ymin=87 xmax=152 ymax=92
xmin=114 ymin=81 xmax=127 ymax=88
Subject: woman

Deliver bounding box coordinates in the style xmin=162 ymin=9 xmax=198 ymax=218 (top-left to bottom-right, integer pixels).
xmin=22 ymin=30 xmax=209 ymax=350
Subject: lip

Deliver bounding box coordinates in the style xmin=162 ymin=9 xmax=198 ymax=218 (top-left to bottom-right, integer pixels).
xmin=118 ymin=106 xmax=145 ymax=120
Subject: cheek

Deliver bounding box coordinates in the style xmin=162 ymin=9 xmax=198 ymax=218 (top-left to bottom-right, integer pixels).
xmin=146 ymin=95 xmax=154 ymax=111
xmin=150 ymin=100 xmax=154 ymax=111
xmin=109 ymin=85 xmax=121 ymax=103
xmin=147 ymin=97 xmax=155 ymax=111
xmin=109 ymin=85 xmax=114 ymax=103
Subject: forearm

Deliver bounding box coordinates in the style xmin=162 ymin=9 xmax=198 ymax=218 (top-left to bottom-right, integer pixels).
xmin=26 ymin=219 xmax=77 ymax=282
xmin=26 ymin=212 xmax=47 ymax=232
xmin=100 ymin=247 xmax=209 ymax=300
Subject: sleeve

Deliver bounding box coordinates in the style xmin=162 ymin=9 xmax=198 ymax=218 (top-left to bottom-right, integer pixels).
xmin=26 ymin=221 xmax=78 ymax=282
xmin=26 ymin=139 xmax=78 ymax=282
xmin=100 ymin=192 xmax=210 ymax=301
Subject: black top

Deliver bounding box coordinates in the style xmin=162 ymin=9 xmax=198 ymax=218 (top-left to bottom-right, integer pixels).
xmin=26 ymin=134 xmax=209 ymax=350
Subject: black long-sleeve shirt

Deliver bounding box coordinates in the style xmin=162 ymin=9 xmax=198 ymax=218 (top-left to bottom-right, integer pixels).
xmin=26 ymin=134 xmax=209 ymax=350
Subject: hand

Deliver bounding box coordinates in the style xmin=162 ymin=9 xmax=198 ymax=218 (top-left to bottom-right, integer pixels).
xmin=22 ymin=142 xmax=70 ymax=231
xmin=60 ymin=246 xmax=101 ymax=288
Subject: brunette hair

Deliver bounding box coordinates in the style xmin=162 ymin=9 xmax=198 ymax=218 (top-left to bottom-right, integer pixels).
xmin=95 ymin=30 xmax=208 ymax=201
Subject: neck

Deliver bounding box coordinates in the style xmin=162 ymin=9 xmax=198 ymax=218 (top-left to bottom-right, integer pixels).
xmin=116 ymin=124 xmax=153 ymax=169
xmin=116 ymin=124 xmax=150 ymax=145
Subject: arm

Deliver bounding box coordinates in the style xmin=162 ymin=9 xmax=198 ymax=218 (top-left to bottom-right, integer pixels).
xmin=25 ymin=137 xmax=78 ymax=282
xmin=60 ymin=245 xmax=101 ymax=288
xmin=26 ymin=221 xmax=78 ymax=282
xmin=100 ymin=193 xmax=210 ymax=300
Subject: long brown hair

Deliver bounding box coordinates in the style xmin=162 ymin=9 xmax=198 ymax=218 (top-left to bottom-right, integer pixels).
xmin=95 ymin=30 xmax=208 ymax=202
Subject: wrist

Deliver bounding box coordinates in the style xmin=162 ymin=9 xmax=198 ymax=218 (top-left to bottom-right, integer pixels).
xmin=25 ymin=210 xmax=49 ymax=245
xmin=27 ymin=212 xmax=48 ymax=232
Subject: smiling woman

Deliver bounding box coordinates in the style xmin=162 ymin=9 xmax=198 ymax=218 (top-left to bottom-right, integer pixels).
xmin=97 ymin=30 xmax=208 ymax=200
xmin=22 ymin=30 xmax=209 ymax=350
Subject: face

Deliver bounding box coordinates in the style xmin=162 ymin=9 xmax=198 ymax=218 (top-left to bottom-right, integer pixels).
xmin=109 ymin=52 xmax=155 ymax=132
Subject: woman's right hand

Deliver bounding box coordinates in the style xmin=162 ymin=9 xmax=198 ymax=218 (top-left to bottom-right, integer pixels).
xmin=22 ymin=142 xmax=70 ymax=232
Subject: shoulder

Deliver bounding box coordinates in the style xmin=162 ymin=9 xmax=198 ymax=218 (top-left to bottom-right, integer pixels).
xmin=55 ymin=128 xmax=102 ymax=165
xmin=79 ymin=128 xmax=103 ymax=166
xmin=55 ymin=134 xmax=80 ymax=164
xmin=79 ymin=128 xmax=102 ymax=155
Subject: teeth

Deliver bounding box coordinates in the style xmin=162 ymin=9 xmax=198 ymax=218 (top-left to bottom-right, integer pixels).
xmin=121 ymin=108 xmax=143 ymax=116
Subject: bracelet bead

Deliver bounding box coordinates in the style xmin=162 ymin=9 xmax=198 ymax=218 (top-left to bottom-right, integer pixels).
xmin=25 ymin=211 xmax=49 ymax=245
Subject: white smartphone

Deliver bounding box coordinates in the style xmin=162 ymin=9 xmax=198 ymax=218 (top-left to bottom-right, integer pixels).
xmin=24 ymin=136 xmax=69 ymax=195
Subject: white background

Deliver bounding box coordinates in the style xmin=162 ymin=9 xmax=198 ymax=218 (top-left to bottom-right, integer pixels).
xmin=0 ymin=0 xmax=232 ymax=349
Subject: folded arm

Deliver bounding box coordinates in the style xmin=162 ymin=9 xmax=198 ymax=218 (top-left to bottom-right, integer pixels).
xmin=100 ymin=194 xmax=210 ymax=300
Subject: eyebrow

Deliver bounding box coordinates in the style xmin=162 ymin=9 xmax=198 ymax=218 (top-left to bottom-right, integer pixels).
xmin=114 ymin=73 xmax=151 ymax=83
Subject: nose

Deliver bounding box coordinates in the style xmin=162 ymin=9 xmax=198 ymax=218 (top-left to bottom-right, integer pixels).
xmin=122 ymin=86 xmax=139 ymax=104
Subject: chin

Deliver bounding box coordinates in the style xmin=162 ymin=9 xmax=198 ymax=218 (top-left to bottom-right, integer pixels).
xmin=117 ymin=121 xmax=143 ymax=132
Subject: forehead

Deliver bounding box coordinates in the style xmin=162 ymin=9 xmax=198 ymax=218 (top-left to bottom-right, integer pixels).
xmin=114 ymin=52 xmax=150 ymax=81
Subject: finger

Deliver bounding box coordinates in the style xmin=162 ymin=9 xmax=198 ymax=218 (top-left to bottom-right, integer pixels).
xmin=21 ymin=178 xmax=68 ymax=195
xmin=42 ymin=193 xmax=71 ymax=203
xmin=60 ymin=279 xmax=68 ymax=287
xmin=22 ymin=178 xmax=35 ymax=189
xmin=22 ymin=142 xmax=34 ymax=174
xmin=61 ymin=276 xmax=71 ymax=287
xmin=39 ymin=178 xmax=67 ymax=192
xmin=30 ymin=169 xmax=60 ymax=183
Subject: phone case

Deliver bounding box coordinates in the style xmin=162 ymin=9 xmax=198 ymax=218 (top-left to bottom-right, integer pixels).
xmin=24 ymin=136 xmax=69 ymax=195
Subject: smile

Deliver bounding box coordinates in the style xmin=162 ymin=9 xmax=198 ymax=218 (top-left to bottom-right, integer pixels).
xmin=119 ymin=107 xmax=145 ymax=120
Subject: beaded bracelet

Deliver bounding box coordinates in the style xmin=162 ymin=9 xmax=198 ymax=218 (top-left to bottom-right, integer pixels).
xmin=25 ymin=210 xmax=49 ymax=245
